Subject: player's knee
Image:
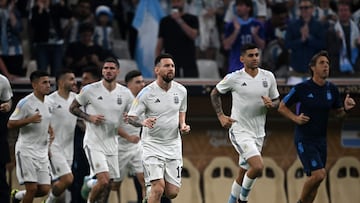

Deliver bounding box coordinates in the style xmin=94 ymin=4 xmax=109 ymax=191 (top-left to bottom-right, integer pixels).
xmin=164 ymin=186 xmax=179 ymax=199
xmin=152 ymin=185 xmax=165 ymax=199
xmin=25 ymin=184 xmax=38 ymax=195
xmin=37 ymin=184 xmax=51 ymax=196
xmin=252 ymin=164 xmax=264 ymax=178
xmin=165 ymin=190 xmax=178 ymax=199
xmin=97 ymin=177 xmax=110 ymax=188
xmin=62 ymin=173 xmax=74 ymax=185
xmin=312 ymin=169 xmax=326 ymax=183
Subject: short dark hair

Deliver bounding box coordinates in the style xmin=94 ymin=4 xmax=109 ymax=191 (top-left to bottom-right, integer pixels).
xmin=56 ymin=69 xmax=74 ymax=84
xmin=30 ymin=70 xmax=49 ymax=82
xmin=271 ymin=2 xmax=288 ymax=14
xmin=79 ymin=22 xmax=94 ymax=34
xmin=154 ymin=53 xmax=174 ymax=66
xmin=104 ymin=57 xmax=120 ymax=69
xmin=82 ymin=66 xmax=102 ymax=80
xmin=235 ymin=0 xmax=252 ymax=7
xmin=240 ymin=43 xmax=258 ymax=56
xmin=125 ymin=70 xmax=142 ymax=84
xmin=299 ymin=0 xmax=314 ymax=5
xmin=309 ymin=50 xmax=329 ymax=67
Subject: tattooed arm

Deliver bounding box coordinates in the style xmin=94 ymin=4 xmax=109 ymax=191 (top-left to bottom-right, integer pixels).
xmin=210 ymin=87 xmax=236 ymax=129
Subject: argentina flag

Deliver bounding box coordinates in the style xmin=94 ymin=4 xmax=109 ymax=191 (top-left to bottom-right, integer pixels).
xmin=132 ymin=0 xmax=164 ymax=78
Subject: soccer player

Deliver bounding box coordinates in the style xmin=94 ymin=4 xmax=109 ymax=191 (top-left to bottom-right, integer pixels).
xmin=210 ymin=43 xmax=280 ymax=203
xmin=111 ymin=70 xmax=146 ymax=201
xmin=0 ymin=73 xmax=13 ymax=203
xmin=71 ymin=66 xmax=101 ymax=203
xmin=45 ymin=69 xmax=77 ymax=203
xmin=69 ymin=57 xmax=134 ymax=203
xmin=278 ymin=50 xmax=356 ymax=203
xmin=127 ymin=53 xmax=191 ymax=203
xmin=8 ymin=70 xmax=53 ymax=203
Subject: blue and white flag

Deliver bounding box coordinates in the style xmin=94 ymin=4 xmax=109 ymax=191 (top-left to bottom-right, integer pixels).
xmin=132 ymin=0 xmax=164 ymax=78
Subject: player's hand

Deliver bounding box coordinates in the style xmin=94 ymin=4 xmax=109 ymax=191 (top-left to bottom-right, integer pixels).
xmin=126 ymin=135 xmax=140 ymax=144
xmin=89 ymin=115 xmax=105 ymax=125
xmin=142 ymin=117 xmax=157 ymax=128
xmin=261 ymin=96 xmax=273 ymax=108
xmin=180 ymin=124 xmax=190 ymax=135
xmin=232 ymin=18 xmax=241 ymax=32
xmin=344 ymin=94 xmax=356 ymax=111
xmin=218 ymin=114 xmax=237 ymax=129
xmin=29 ymin=112 xmax=42 ymax=123
xmin=295 ymin=113 xmax=310 ymax=125
xmin=0 ymin=102 xmax=11 ymax=113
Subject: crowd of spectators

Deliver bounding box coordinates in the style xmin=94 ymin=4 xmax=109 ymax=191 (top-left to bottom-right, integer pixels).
xmin=1 ymin=0 xmax=360 ymax=81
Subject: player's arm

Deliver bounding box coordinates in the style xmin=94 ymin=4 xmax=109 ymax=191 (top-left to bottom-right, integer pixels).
xmin=7 ymin=112 xmax=42 ymax=129
xmin=179 ymin=112 xmax=190 ymax=135
xmin=117 ymin=126 xmax=140 ymax=143
xmin=127 ymin=115 xmax=157 ymax=128
xmin=0 ymin=99 xmax=12 ymax=113
xmin=278 ymin=101 xmax=309 ymax=125
xmin=127 ymin=115 xmax=144 ymax=127
xmin=210 ymin=87 xmax=225 ymax=117
xmin=262 ymin=96 xmax=280 ymax=109
xmin=69 ymin=99 xmax=90 ymax=121
xmin=335 ymin=94 xmax=356 ymax=118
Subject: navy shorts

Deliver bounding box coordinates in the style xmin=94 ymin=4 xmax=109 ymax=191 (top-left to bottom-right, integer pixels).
xmin=295 ymin=139 xmax=327 ymax=176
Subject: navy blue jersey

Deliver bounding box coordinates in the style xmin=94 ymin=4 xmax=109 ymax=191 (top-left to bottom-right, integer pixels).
xmin=283 ymin=79 xmax=342 ymax=141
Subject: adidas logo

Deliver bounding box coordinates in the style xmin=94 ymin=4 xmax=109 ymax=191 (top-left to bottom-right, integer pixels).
xmin=307 ymin=93 xmax=314 ymax=98
xmin=241 ymin=82 xmax=247 ymax=86
xmin=35 ymin=108 xmax=39 ymax=112
xmin=155 ymin=98 xmax=160 ymax=103
xmin=97 ymin=96 xmax=103 ymax=100
xmin=57 ymin=105 xmax=62 ymax=108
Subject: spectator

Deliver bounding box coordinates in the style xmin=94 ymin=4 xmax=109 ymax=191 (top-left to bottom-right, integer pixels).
xmin=285 ymin=0 xmax=325 ymax=85
xmin=94 ymin=5 xmax=114 ymax=57
xmin=29 ymin=0 xmax=71 ymax=76
xmin=262 ymin=2 xmax=290 ymax=77
xmin=222 ymin=0 xmax=265 ymax=73
xmin=313 ymin=0 xmax=337 ymax=26
xmin=327 ymin=1 xmax=360 ymax=76
xmin=187 ymin=0 xmax=221 ymax=59
xmin=223 ymin=0 xmax=268 ymax=23
xmin=64 ymin=0 xmax=94 ymax=44
xmin=0 ymin=0 xmax=24 ymax=78
xmin=64 ymin=22 xmax=109 ymax=77
xmin=155 ymin=0 xmax=199 ymax=78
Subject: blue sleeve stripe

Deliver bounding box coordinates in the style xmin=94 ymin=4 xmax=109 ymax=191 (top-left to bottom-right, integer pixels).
xmin=283 ymin=87 xmax=296 ymax=103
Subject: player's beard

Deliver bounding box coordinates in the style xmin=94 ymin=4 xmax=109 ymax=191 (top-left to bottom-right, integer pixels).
xmin=104 ymin=76 xmax=116 ymax=83
xmin=162 ymin=73 xmax=173 ymax=83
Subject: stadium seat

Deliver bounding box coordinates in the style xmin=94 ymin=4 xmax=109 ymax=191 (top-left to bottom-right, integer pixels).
xmin=117 ymin=59 xmax=139 ymax=81
xmin=196 ymin=59 xmax=221 ymax=79
xmin=287 ymin=158 xmax=329 ymax=203
xmin=173 ymin=157 xmax=203 ymax=203
xmin=248 ymin=157 xmax=288 ymax=203
xmin=203 ymin=156 xmax=238 ymax=203
xmin=329 ymin=156 xmax=360 ymax=203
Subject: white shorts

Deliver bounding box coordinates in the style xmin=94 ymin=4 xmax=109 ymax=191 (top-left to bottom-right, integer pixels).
xmin=15 ymin=151 xmax=51 ymax=185
xmin=116 ymin=147 xmax=143 ymax=182
xmin=229 ymin=129 xmax=264 ymax=170
xmin=49 ymin=145 xmax=72 ymax=179
xmin=143 ymin=156 xmax=182 ymax=188
xmin=84 ymin=146 xmax=120 ymax=180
